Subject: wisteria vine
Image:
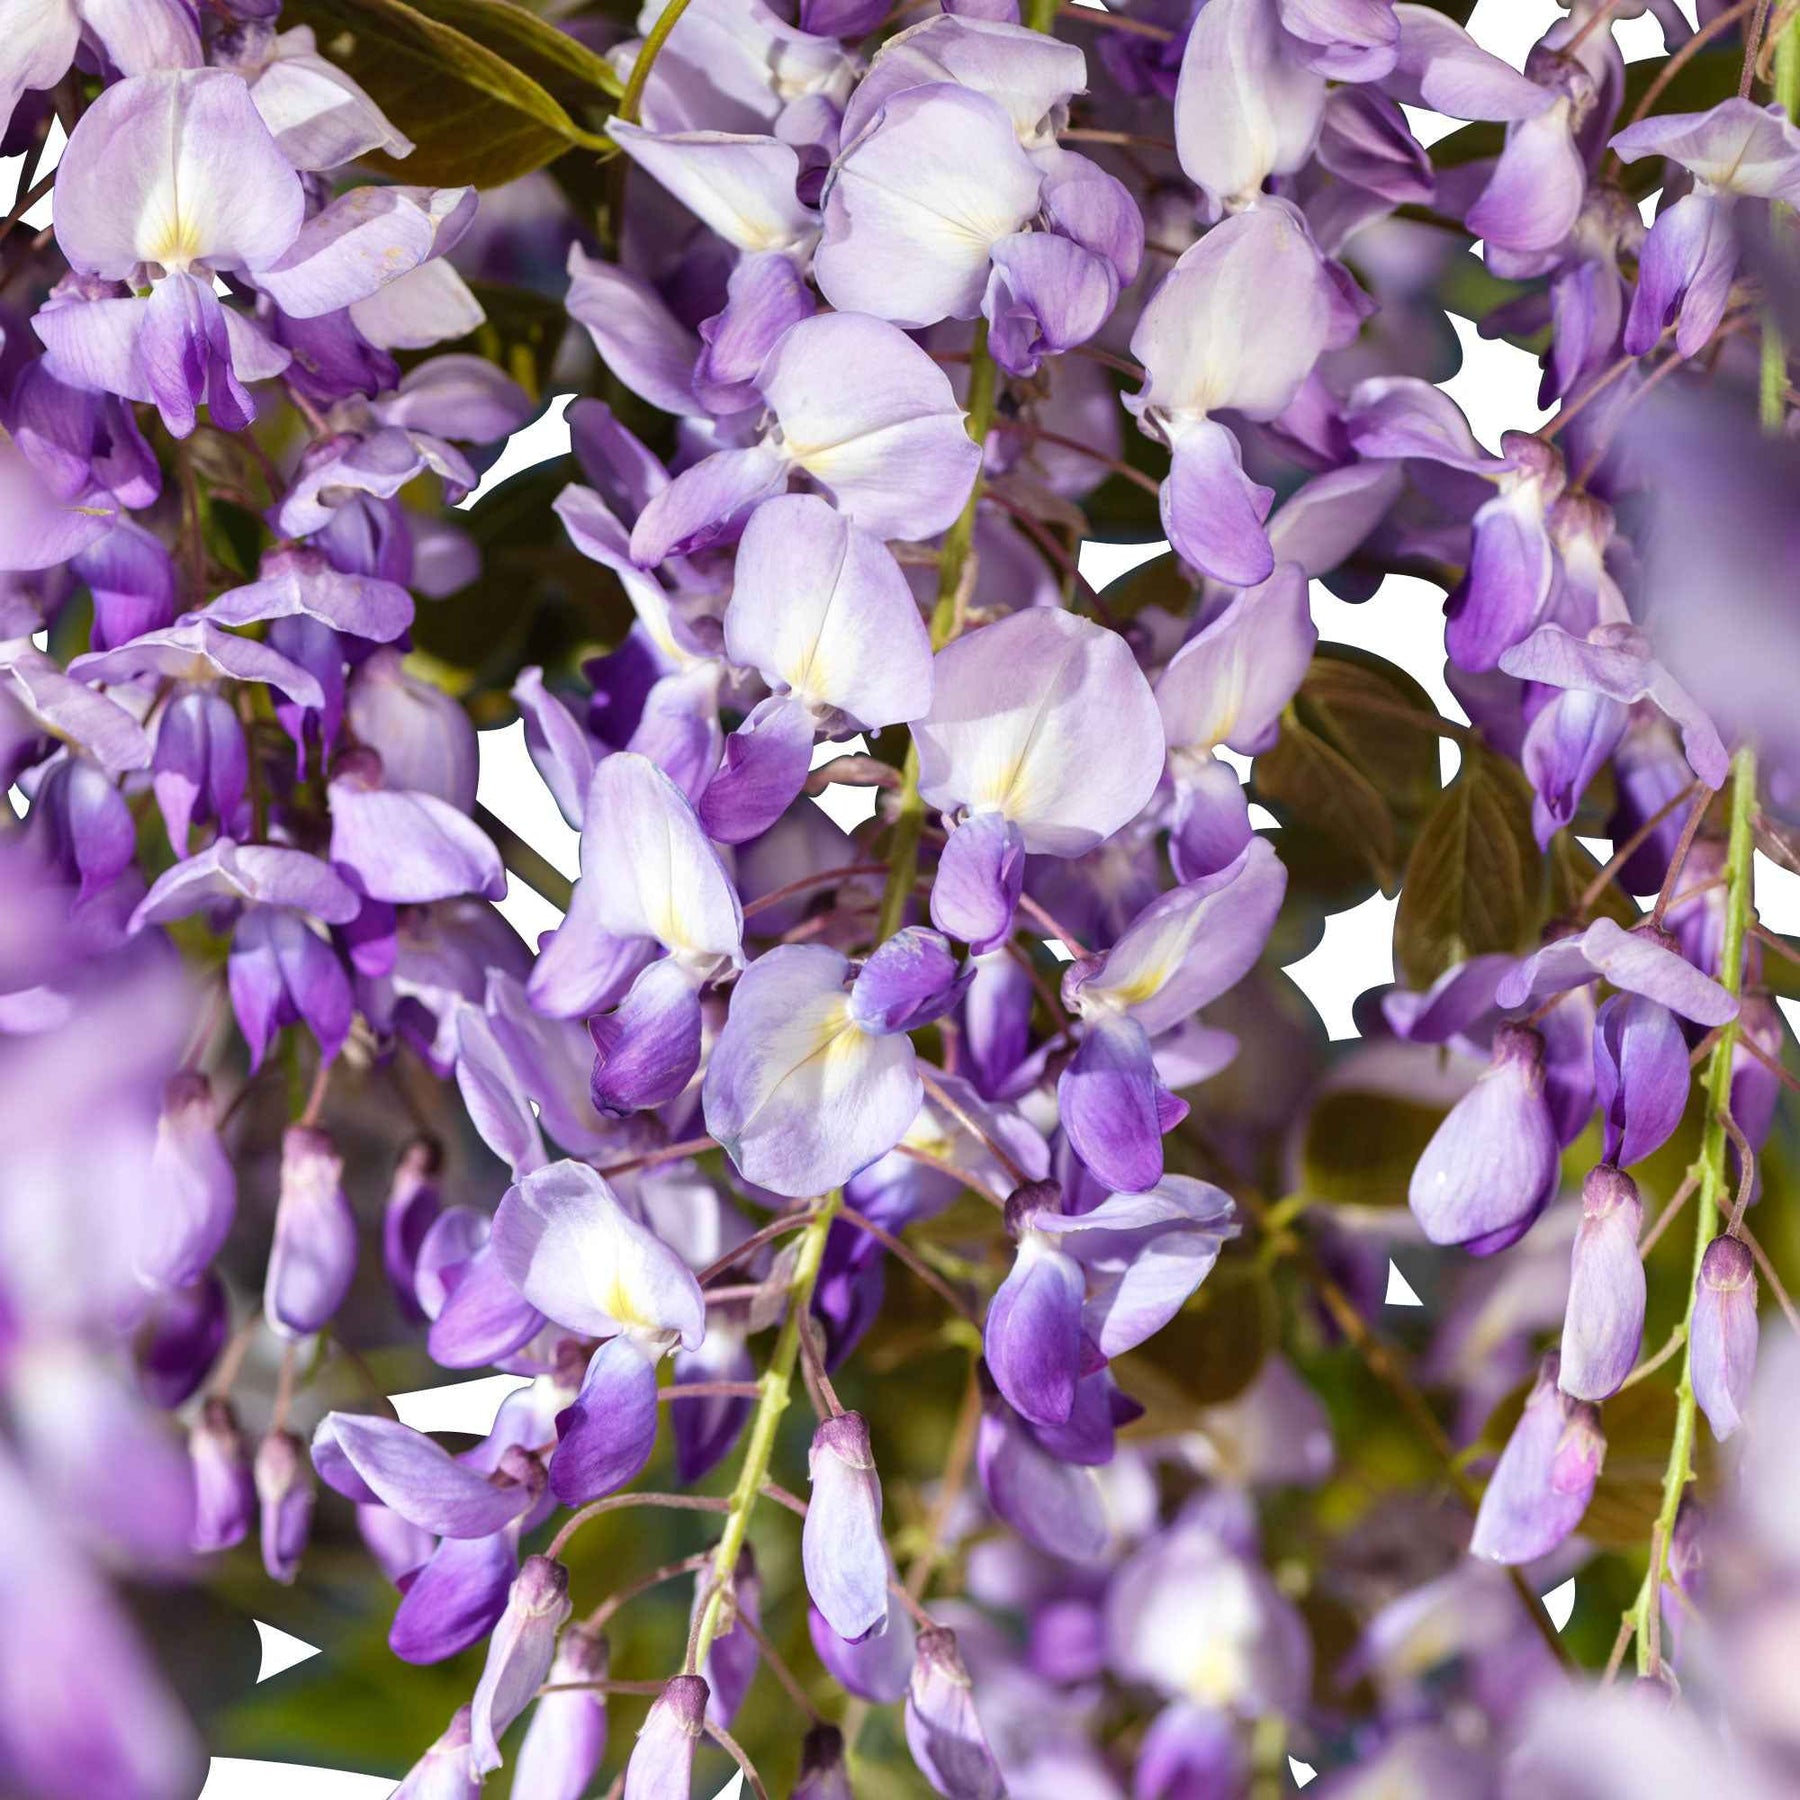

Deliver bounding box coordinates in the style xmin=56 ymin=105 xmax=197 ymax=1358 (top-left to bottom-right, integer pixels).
xmin=3 ymin=0 xmax=1800 ymax=1796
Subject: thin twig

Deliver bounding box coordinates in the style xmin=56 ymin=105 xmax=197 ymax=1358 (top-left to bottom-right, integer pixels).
xmin=1613 ymin=0 xmax=1759 ymax=147
xmin=704 ymin=1722 xmax=771 ymax=1800
xmin=759 ymin=1480 xmax=809 ymax=1518
xmin=697 ymin=1211 xmax=820 ymax=1286
xmin=1058 ymin=4 xmax=1174 ymax=38
xmin=1736 ymin=1026 xmax=1800 ymax=1097
xmin=839 ymin=1203 xmax=984 ymax=1325
xmin=1737 ymin=1219 xmax=1800 ymax=1331
xmin=547 ymin=1493 xmax=732 ymax=1561
xmin=1720 ymin=1107 xmax=1758 ymax=1232
xmin=1016 ymin=892 xmax=1093 ymax=961
xmin=1025 ymin=427 xmax=1164 ymax=495
xmin=732 ymin=1610 xmax=824 ymax=1721
xmin=1641 ymin=1169 xmax=1700 ymax=1259
xmin=915 ymin=1065 xmax=1031 ymax=1187
xmin=1578 ymin=784 xmax=1702 ymax=912
xmin=1603 ymin=1611 xmax=1636 ymax=1683
xmin=741 ymin=864 xmax=889 ymax=921
xmin=586 ymin=1550 xmax=715 ymax=1630
xmin=893 ymin=1142 xmax=1010 ymax=1209
xmin=663 ymin=1381 xmax=764 ymax=1403
xmin=1619 ymin=1322 xmax=1688 ymax=1390
xmin=597 ymin=1136 xmax=718 ymax=1178
xmin=1649 ymin=786 xmax=1716 ymax=928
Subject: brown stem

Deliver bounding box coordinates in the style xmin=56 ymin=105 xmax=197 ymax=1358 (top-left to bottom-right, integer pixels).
xmin=1743 ymin=0 xmax=1778 ymax=93
xmin=1720 ymin=1107 xmax=1758 ymax=1232
xmin=697 ymin=1210 xmax=820 ymax=1286
xmin=916 ymin=1065 xmax=1031 ymax=1186
xmin=1640 ymin=1169 xmax=1700 ymax=1259
xmin=1736 ymin=1026 xmax=1800 ymax=1096
xmin=1737 ymin=1219 xmax=1800 ymax=1331
xmin=547 ymin=1492 xmax=732 ymax=1561
xmin=839 ymin=1203 xmax=984 ymax=1326
xmin=1015 ymin=892 xmax=1093 ymax=961
xmin=662 ymin=1381 xmax=765 ymax=1402
xmin=597 ymin=1136 xmax=718 ymax=1178
xmin=1025 ymin=427 xmax=1164 ymax=495
xmin=586 ymin=1550 xmax=715 ymax=1630
xmin=759 ymin=1480 xmax=809 ymax=1518
xmin=732 ymin=1609 xmax=824 ymax=1720
xmin=1060 ymin=126 xmax=1176 ymax=152
xmin=1649 ymin=786 xmax=1717 ymax=928
xmin=740 ymin=863 xmax=889 ymax=921
xmin=1058 ymin=4 xmax=1174 ymax=38
xmin=1613 ymin=0 xmax=1759 ymax=148
xmin=894 ymin=1142 xmax=1010 ymax=1209
xmin=704 ymin=1722 xmax=771 ymax=1800
xmin=1577 ymin=783 xmax=1702 ymax=913
xmin=981 ymin=488 xmax=1112 ymax=620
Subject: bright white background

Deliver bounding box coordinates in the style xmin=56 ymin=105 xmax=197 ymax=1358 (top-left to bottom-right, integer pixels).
xmin=24 ymin=2 xmax=1798 ymax=1794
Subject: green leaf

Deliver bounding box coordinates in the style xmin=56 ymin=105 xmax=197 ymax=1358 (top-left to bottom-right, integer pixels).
xmin=408 ymin=0 xmax=623 ymax=109
xmin=1393 ymin=749 xmax=1542 ymax=989
xmin=288 ymin=0 xmax=613 ymax=187
xmin=1259 ymin=717 xmax=1399 ymax=887
xmin=1300 ymin=1087 xmax=1448 ymax=1209
xmin=1545 ymin=831 xmax=1637 ymax=930
xmin=408 ymin=458 xmax=632 ymax=711
xmin=1255 ymin=645 xmax=1445 ymax=891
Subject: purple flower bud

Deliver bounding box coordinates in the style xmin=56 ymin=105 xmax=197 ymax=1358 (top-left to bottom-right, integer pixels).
xmin=589 ymin=958 xmax=705 ymax=1116
xmin=1692 ymin=1234 xmax=1759 ymax=1442
xmin=905 ymin=1627 xmax=1006 ymax=1800
xmin=383 ymin=1137 xmax=443 ymax=1323
xmin=1134 ymin=1702 xmax=1244 ymax=1800
xmin=1559 ymin=1166 xmax=1646 ymax=1402
xmin=1470 ymin=1354 xmax=1605 ymax=1565
xmin=550 ymin=1334 xmax=662 ymax=1506
xmin=135 ymin=1270 xmax=228 ymax=1408
xmin=139 ymin=1071 xmax=237 ymax=1292
xmin=190 ymin=1396 xmax=256 ymax=1554
xmin=514 ymin=1624 xmax=608 ymax=1800
xmin=698 ymin=1547 xmax=762 ymax=1728
xmin=623 ymin=1674 xmax=708 ymax=1800
xmin=255 ymin=1428 xmax=316 ymax=1584
xmin=393 ymin=1705 xmax=480 ymax=1800
xmin=961 ymin=949 xmax=1036 ymax=1101
xmin=265 ymin=1124 xmax=358 ymax=1339
xmin=811 ymin=1597 xmax=917 ymax=1702
xmin=1408 ymin=1024 xmax=1559 ymax=1254
xmin=152 ymin=689 xmax=249 ymax=852
xmin=984 ymin=1207 xmax=1085 ymax=1427
xmin=391 ymin=1529 xmax=519 ymax=1665
xmin=975 ymin=1390 xmax=1109 ymax=1562
xmin=1539 ymin=980 xmax=1598 ymax=1149
xmin=470 ymin=1554 xmax=573 ymax=1775
xmin=1594 ymin=994 xmax=1689 ymax=1169
xmin=849 ymin=928 xmax=970 ymax=1036
xmin=804 ymin=1411 xmax=890 ymax=1644
xmin=796 ymin=1723 xmax=854 ymax=1800
xmin=345 ymin=646 xmax=479 ymax=812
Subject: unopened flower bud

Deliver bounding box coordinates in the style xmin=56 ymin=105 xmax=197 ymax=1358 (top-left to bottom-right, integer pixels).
xmin=139 ymin=1070 xmax=237 ymax=1291
xmin=804 ymin=1411 xmax=889 ymax=1643
xmin=514 ymin=1625 xmax=608 ymax=1800
xmin=1559 ymin=1165 xmax=1645 ymax=1401
xmin=1692 ymin=1234 xmax=1759 ymax=1441
xmin=796 ymin=1723 xmax=854 ymax=1800
xmin=391 ymin=1704 xmax=479 ymax=1800
xmin=905 ymin=1628 xmax=1006 ymax=1800
xmin=622 ymin=1674 xmax=707 ymax=1800
xmin=1409 ymin=1024 xmax=1558 ymax=1254
xmin=1471 ymin=1354 xmax=1604 ymax=1565
xmin=470 ymin=1554 xmax=572 ymax=1775
xmin=191 ymin=1397 xmax=255 ymax=1554
xmin=384 ymin=1137 xmax=443 ymax=1323
xmin=255 ymin=1428 xmax=316 ymax=1584
xmin=265 ymin=1125 xmax=357 ymax=1339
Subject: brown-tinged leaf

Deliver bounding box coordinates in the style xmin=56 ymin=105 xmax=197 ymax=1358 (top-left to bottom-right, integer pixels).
xmin=289 ymin=0 xmax=612 ymax=187
xmin=1300 ymin=1088 xmax=1448 ymax=1209
xmin=1394 ymin=749 xmax=1542 ymax=989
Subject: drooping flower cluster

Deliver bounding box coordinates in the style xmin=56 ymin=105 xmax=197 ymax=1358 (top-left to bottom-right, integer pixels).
xmin=2 ymin=0 xmax=1799 ymax=1796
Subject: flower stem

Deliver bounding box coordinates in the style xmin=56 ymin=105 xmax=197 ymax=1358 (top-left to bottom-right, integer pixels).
xmin=1760 ymin=10 xmax=1800 ymax=424
xmin=874 ymin=320 xmax=999 ymax=944
xmin=1629 ymin=747 xmax=1757 ymax=1676
xmin=688 ymin=1188 xmax=843 ymax=1674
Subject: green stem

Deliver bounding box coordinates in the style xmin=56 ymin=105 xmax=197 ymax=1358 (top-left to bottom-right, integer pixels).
xmin=1760 ymin=16 xmax=1800 ymax=427
xmin=619 ymin=0 xmax=696 ymax=124
xmin=476 ymin=804 xmax=573 ymax=911
xmin=873 ymin=322 xmax=998 ymax=944
xmin=1629 ymin=747 xmax=1757 ymax=1675
xmin=688 ymin=1188 xmax=842 ymax=1674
